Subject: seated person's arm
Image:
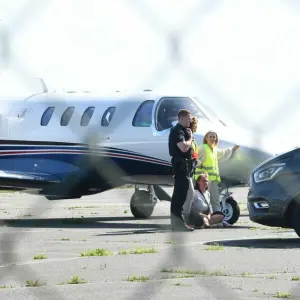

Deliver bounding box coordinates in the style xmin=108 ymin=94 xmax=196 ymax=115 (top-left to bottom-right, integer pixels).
xmin=199 ymin=212 xmax=208 ymax=218
xmin=176 ymin=129 xmax=192 ymax=153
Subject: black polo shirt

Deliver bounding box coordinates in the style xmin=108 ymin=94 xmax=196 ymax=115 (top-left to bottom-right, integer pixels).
xmin=168 ymin=123 xmax=193 ymax=159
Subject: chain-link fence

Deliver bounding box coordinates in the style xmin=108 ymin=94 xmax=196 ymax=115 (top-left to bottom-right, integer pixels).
xmin=1 ymin=0 xmax=300 ymax=299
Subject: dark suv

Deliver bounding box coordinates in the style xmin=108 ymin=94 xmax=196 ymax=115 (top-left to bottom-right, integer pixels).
xmin=247 ymin=147 xmax=300 ymax=237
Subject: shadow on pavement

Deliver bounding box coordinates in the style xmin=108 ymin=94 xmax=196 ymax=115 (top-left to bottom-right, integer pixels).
xmin=204 ymin=237 xmax=300 ymax=249
xmin=0 ymin=216 xmax=253 ymax=235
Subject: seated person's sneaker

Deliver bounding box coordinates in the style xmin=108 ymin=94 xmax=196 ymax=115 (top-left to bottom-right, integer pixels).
xmin=209 ymin=222 xmax=223 ymax=228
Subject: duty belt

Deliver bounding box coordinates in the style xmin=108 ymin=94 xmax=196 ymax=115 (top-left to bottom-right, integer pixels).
xmin=172 ymin=157 xmax=190 ymax=162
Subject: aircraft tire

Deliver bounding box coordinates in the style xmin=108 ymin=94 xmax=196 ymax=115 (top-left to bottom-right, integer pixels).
xmin=292 ymin=203 xmax=300 ymax=238
xmin=220 ymin=196 xmax=240 ymax=225
xmin=130 ymin=190 xmax=155 ymax=219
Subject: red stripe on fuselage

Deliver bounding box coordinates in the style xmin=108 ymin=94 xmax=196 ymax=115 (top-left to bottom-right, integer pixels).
xmin=0 ymin=149 xmax=172 ymax=166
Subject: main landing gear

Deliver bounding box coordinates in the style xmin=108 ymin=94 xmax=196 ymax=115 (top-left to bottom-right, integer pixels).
xmin=130 ymin=185 xmax=158 ymax=219
xmin=129 ymin=182 xmax=241 ymax=225
xmin=219 ymin=182 xmax=240 ymax=225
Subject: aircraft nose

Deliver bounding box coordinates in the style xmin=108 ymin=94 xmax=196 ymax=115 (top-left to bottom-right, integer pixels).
xmin=219 ymin=146 xmax=273 ymax=184
xmin=235 ymin=146 xmax=271 ymax=167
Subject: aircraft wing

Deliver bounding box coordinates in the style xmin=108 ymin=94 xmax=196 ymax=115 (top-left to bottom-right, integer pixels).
xmin=0 ymin=170 xmax=59 ymax=190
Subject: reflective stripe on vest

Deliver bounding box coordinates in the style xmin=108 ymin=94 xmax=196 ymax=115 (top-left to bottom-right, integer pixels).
xmin=193 ymin=144 xmax=220 ymax=182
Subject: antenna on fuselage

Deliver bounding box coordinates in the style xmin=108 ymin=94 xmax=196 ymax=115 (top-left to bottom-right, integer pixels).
xmin=40 ymin=78 xmax=48 ymax=93
xmin=34 ymin=78 xmax=48 ymax=93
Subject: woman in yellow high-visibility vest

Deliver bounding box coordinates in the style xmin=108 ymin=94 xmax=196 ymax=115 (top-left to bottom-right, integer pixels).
xmin=194 ymin=130 xmax=239 ymax=214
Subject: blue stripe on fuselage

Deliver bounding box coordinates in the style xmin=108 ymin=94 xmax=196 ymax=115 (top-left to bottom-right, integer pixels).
xmin=0 ymin=143 xmax=172 ymax=182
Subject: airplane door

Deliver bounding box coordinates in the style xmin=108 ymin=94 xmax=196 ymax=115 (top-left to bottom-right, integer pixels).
xmin=110 ymin=99 xmax=157 ymax=157
xmin=129 ymin=99 xmax=156 ymax=146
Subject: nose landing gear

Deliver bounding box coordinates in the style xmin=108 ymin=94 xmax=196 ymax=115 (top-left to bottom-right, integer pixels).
xmin=219 ymin=183 xmax=240 ymax=225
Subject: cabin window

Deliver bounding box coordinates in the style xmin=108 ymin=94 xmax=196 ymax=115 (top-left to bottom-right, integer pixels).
xmin=41 ymin=106 xmax=55 ymax=126
xmin=60 ymin=107 xmax=75 ymax=126
xmin=132 ymin=100 xmax=154 ymax=127
xmin=80 ymin=106 xmax=95 ymax=126
xmin=155 ymin=97 xmax=209 ymax=131
xmin=101 ymin=106 xmax=116 ymax=126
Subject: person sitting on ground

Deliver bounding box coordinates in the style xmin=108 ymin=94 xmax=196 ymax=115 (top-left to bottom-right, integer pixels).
xmin=189 ymin=173 xmax=231 ymax=228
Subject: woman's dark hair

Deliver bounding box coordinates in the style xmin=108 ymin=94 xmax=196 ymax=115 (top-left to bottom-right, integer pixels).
xmin=194 ymin=173 xmax=209 ymax=189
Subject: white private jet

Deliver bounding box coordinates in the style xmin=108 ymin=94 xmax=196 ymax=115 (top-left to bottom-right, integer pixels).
xmin=0 ymin=85 xmax=273 ymax=224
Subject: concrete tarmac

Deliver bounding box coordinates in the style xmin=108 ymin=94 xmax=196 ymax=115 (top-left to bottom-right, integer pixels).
xmin=0 ymin=186 xmax=299 ymax=300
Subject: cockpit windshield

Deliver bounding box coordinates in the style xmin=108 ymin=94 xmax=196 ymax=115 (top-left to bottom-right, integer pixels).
xmin=193 ymin=96 xmax=227 ymax=127
xmin=155 ymin=97 xmax=210 ymax=131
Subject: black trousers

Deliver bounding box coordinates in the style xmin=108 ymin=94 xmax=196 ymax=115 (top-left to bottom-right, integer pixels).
xmin=170 ymin=158 xmax=191 ymax=224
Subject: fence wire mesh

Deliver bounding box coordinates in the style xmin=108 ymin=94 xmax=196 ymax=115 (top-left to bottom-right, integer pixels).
xmin=0 ymin=0 xmax=300 ymax=299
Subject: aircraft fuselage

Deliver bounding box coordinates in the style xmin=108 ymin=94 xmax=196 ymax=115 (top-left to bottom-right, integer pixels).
xmin=0 ymin=90 xmax=273 ymax=197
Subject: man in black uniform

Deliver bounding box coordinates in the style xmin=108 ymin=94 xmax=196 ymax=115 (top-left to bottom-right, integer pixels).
xmin=168 ymin=109 xmax=195 ymax=231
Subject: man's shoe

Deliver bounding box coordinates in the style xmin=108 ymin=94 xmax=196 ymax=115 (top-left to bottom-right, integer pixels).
xmin=184 ymin=223 xmax=195 ymax=231
xmin=171 ymin=214 xmax=194 ymax=231
xmin=171 ymin=222 xmax=194 ymax=232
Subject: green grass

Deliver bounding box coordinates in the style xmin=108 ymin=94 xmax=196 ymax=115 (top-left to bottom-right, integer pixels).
xmin=266 ymin=275 xmax=277 ymax=279
xmin=165 ymin=240 xmax=177 ymax=244
xmin=291 ymin=276 xmax=300 ymax=281
xmin=0 ymin=285 xmax=13 ymax=288
xmin=33 ymin=254 xmax=47 ymax=260
xmin=118 ymin=248 xmax=158 ymax=255
xmin=68 ymin=206 xmax=82 ymax=210
xmin=274 ymin=291 xmax=291 ymax=298
xmin=204 ymin=243 xmax=224 ymax=251
xmin=161 ymin=268 xmax=226 ymax=277
xmin=25 ymin=280 xmax=46 ymax=287
xmin=241 ymin=272 xmax=252 ymax=277
xmin=67 ymin=276 xmax=87 ymax=284
xmin=126 ymin=275 xmax=149 ymax=282
xmin=80 ymin=248 xmax=113 ymax=257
